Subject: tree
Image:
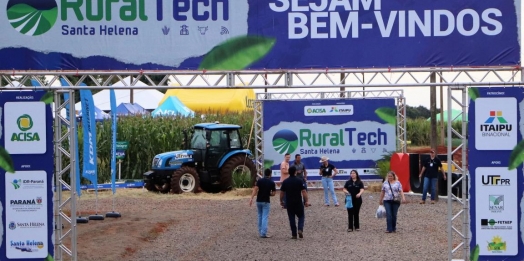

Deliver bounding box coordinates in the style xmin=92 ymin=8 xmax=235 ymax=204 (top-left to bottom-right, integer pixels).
xmin=406 ymin=105 xmax=431 ymax=119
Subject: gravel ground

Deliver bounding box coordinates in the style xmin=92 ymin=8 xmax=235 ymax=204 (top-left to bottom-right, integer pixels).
xmin=115 ymin=189 xmax=463 ymax=261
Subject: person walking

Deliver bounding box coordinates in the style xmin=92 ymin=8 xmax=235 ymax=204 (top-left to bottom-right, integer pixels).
xmin=343 ymin=170 xmax=365 ymax=232
xmin=249 ymin=168 xmax=277 ymax=238
xmin=280 ymin=166 xmax=309 ymax=239
xmin=280 ymin=153 xmax=291 ymax=208
xmin=419 ymin=150 xmax=446 ymax=204
xmin=291 ymin=154 xmax=308 ymax=190
xmin=379 ymin=171 xmax=406 ymax=233
xmin=319 ymin=156 xmax=339 ymax=207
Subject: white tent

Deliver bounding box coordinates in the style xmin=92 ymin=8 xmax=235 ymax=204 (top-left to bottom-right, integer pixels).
xmin=73 ymin=76 xmax=164 ymax=111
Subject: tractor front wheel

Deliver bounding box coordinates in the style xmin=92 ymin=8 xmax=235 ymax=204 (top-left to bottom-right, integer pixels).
xmin=144 ymin=180 xmax=158 ymax=192
xmin=171 ymin=166 xmax=200 ymax=194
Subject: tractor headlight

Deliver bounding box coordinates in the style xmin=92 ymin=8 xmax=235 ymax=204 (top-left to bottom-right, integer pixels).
xmin=152 ymin=158 xmax=163 ymax=168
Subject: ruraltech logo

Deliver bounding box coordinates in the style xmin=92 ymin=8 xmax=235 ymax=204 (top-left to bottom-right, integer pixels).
xmin=272 ymin=129 xmax=298 ymax=154
xmin=7 ymin=0 xmax=58 ymax=36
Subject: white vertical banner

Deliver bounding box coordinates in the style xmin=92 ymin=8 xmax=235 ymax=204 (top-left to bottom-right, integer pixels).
xmin=474 ymin=167 xmax=518 ymax=256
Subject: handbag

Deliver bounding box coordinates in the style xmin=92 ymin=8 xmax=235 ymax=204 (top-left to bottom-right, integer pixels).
xmin=388 ymin=181 xmax=401 ymax=202
xmin=345 ymin=194 xmax=353 ymax=209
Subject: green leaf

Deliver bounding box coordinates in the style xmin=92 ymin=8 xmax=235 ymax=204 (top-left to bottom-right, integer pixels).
xmin=40 ymin=91 xmax=54 ymax=104
xmin=470 ymin=244 xmax=479 ymax=261
xmin=263 ymin=160 xmax=274 ymax=170
xmin=375 ymin=107 xmax=396 ymax=125
xmin=468 ymin=88 xmax=480 ymax=101
xmin=0 ymin=146 xmax=15 ymax=173
xmin=199 ymin=36 xmax=276 ymax=70
xmin=508 ymin=141 xmax=524 ymax=170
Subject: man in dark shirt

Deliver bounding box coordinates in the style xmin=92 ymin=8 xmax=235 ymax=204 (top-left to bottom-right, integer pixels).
xmin=280 ymin=166 xmax=309 ymax=239
xmin=291 ymin=154 xmax=308 ymax=190
xmin=250 ymin=168 xmax=276 ymax=238
xmin=418 ymin=150 xmax=446 ymax=204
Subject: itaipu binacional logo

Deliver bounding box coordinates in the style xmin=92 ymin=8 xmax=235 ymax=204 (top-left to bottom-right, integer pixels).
xmin=6 ymin=0 xmax=58 ymax=36
xmin=272 ymin=129 xmax=298 ymax=154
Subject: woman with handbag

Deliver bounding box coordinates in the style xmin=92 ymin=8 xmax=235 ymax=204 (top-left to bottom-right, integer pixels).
xmin=343 ymin=170 xmax=365 ymax=232
xmin=379 ymin=171 xmax=406 ymax=233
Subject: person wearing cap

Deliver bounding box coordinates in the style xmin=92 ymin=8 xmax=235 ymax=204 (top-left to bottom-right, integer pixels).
xmin=319 ymin=156 xmax=339 ymax=207
xmin=418 ymin=150 xmax=446 ymax=204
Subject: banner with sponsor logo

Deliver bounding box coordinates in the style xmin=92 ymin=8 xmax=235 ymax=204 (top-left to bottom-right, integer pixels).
xmin=80 ymin=90 xmax=98 ymax=188
xmin=263 ymin=98 xmax=396 ymax=181
xmin=468 ymin=87 xmax=524 ymax=259
xmin=0 ymin=0 xmax=519 ymax=70
xmin=0 ymin=91 xmax=54 ymax=260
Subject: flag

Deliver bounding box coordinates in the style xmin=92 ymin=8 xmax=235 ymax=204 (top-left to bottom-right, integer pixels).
xmin=80 ymin=90 xmax=98 ymax=189
xmin=110 ymin=89 xmax=117 ymax=194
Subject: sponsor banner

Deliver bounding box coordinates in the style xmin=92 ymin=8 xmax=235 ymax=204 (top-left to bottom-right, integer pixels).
xmin=110 ymin=89 xmax=117 ymax=194
xmin=271 ymin=168 xmax=381 ymax=182
xmin=80 ymin=90 xmax=98 ymax=187
xmin=263 ymin=98 xmax=396 ymax=179
xmin=0 ymin=91 xmax=54 ymax=260
xmin=57 ymin=181 xmax=145 ymax=191
xmin=468 ymin=87 xmax=523 ymax=259
xmin=0 ymin=0 xmax=519 ymax=70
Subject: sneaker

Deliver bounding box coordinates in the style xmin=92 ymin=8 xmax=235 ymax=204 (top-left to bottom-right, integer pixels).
xmin=335 ymin=203 xmax=340 ymax=207
xmin=291 ymin=236 xmax=297 ymax=239
xmin=419 ymin=201 xmax=425 ymax=204
xmin=347 ymin=229 xmax=353 ymax=232
xmin=325 ymin=204 xmax=330 ymax=207
xmin=430 ymin=201 xmax=436 ymax=204
xmin=298 ymin=230 xmax=303 ymax=238
xmin=260 ymin=235 xmax=271 ymax=238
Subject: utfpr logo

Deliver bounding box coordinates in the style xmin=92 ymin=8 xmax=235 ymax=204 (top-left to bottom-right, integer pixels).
xmin=482 ymin=175 xmax=510 ymax=186
xmin=272 ymin=129 xmax=298 ymax=154
xmin=7 ymin=0 xmax=58 ymax=36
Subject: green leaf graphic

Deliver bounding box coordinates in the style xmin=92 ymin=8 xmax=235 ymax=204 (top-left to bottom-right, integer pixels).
xmin=0 ymin=146 xmax=15 ymax=173
xmin=263 ymin=160 xmax=274 ymax=170
xmin=375 ymin=107 xmax=396 ymax=125
xmin=508 ymin=141 xmax=524 ymax=170
xmin=470 ymin=244 xmax=479 ymax=261
xmin=45 ymin=254 xmax=55 ymax=261
xmin=40 ymin=91 xmax=54 ymax=104
xmin=199 ymin=36 xmax=276 ymax=70
xmin=468 ymin=88 xmax=480 ymax=101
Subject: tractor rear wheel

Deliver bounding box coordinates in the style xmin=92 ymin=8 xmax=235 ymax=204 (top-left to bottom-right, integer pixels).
xmin=171 ymin=166 xmax=200 ymax=194
xmin=220 ymin=155 xmax=257 ymax=191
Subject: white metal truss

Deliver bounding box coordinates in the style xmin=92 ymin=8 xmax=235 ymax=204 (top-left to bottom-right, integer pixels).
xmin=1 ymin=67 xmax=522 ymax=261
xmin=53 ymin=90 xmax=78 ymax=261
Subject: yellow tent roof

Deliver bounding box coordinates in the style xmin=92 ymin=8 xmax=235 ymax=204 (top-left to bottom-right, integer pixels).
xmin=159 ymin=88 xmax=255 ymax=113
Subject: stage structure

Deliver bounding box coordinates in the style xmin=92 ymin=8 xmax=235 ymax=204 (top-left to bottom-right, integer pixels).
xmin=0 ymin=67 xmax=522 ymax=261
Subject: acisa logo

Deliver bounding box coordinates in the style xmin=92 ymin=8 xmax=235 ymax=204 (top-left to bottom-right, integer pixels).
xmin=480 ymin=111 xmax=512 ymax=137
xmin=307 ymin=108 xmax=326 ymax=114
xmin=11 ymin=114 xmax=40 ymax=142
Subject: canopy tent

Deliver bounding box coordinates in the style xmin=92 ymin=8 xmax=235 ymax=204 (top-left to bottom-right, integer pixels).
xmin=116 ymin=102 xmax=147 ymax=115
xmin=160 ymin=87 xmax=255 ymax=113
xmin=77 ymin=105 xmax=110 ymax=121
xmin=427 ymin=109 xmax=468 ymax=122
xmin=152 ymin=96 xmax=195 ymax=118
xmin=73 ymin=76 xmax=164 ymax=111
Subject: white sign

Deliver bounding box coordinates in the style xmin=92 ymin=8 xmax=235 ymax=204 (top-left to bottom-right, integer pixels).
xmin=474 ymin=97 xmax=517 ymax=150
xmin=304 ymin=105 xmax=354 ymax=116
xmin=5 ymin=171 xmax=48 ymax=259
xmin=475 ymin=167 xmax=518 ymax=256
xmin=4 ymin=101 xmax=47 ymax=154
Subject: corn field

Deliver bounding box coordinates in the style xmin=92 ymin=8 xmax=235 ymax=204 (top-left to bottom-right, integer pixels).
xmin=63 ymin=113 xmax=464 ymax=184
xmin=406 ymin=118 xmax=466 ymax=146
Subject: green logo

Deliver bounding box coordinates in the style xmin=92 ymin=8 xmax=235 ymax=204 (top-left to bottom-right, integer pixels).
xmin=11 ymin=179 xmax=20 ymax=189
xmin=272 ymin=129 xmax=298 ymax=154
xmin=17 ymin=114 xmax=33 ymax=131
xmin=7 ymin=0 xmax=58 ymax=36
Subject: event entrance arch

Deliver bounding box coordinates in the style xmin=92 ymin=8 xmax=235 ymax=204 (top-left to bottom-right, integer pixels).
xmin=1 ymin=66 xmax=522 ymax=261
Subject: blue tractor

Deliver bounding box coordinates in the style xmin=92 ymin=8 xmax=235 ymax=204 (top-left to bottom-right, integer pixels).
xmin=143 ymin=122 xmax=257 ymax=193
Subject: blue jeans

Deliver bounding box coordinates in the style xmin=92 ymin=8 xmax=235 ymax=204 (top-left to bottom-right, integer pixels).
xmin=422 ymin=177 xmax=438 ymax=201
xmin=322 ymin=177 xmax=338 ymax=205
xmin=287 ymin=205 xmax=305 ymax=237
xmin=256 ymin=202 xmax=271 ymax=237
xmin=383 ymin=200 xmax=400 ymax=232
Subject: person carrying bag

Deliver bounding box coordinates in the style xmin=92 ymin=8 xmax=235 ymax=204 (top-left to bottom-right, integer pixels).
xmin=379 ymin=171 xmax=406 ymax=233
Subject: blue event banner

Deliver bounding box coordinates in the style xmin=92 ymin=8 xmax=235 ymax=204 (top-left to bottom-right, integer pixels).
xmin=0 ymin=0 xmax=519 ymax=70
xmin=0 ymin=90 xmax=54 ymax=260
xmin=263 ymin=98 xmax=396 ymax=179
xmin=110 ymin=89 xmax=117 ymax=194
xmin=80 ymin=90 xmax=98 ymax=188
xmin=468 ymin=87 xmax=524 ymax=260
